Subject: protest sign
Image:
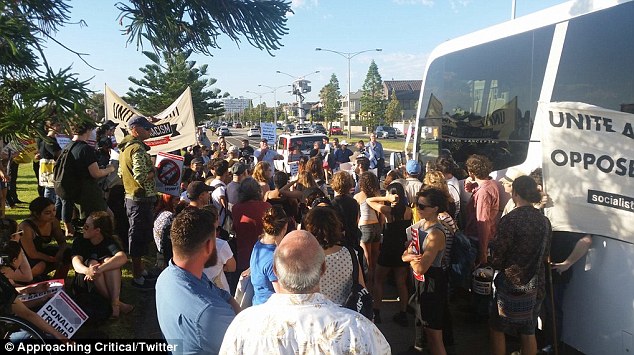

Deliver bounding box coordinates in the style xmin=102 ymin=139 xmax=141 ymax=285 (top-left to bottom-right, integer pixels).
xmin=37 ymin=290 xmax=88 ymax=338
xmin=155 ymin=152 xmax=184 ymax=196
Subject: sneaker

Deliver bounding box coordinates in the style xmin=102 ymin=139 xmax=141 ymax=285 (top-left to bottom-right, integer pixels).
xmin=393 ymin=311 xmax=409 ymax=327
xmin=131 ymin=277 xmax=155 ymax=291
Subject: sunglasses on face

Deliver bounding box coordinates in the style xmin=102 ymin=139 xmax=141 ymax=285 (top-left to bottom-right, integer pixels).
xmin=416 ymin=202 xmax=433 ymax=210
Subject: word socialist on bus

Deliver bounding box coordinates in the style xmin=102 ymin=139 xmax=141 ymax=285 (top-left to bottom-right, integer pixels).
xmin=548 ymin=110 xmax=634 ymax=177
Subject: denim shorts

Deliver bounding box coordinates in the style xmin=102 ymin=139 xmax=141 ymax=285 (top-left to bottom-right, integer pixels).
xmin=359 ymin=223 xmax=382 ymax=243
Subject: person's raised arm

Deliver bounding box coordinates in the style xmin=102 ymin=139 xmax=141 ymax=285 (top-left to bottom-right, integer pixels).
xmin=366 ymin=195 xmax=395 ymax=219
xmin=88 ymin=162 xmax=115 ymax=179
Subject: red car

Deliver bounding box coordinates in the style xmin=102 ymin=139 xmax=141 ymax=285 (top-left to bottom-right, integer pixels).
xmin=329 ymin=126 xmax=343 ymax=135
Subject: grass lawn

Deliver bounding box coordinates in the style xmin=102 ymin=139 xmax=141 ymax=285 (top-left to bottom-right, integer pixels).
xmin=8 ymin=164 xmax=153 ymax=339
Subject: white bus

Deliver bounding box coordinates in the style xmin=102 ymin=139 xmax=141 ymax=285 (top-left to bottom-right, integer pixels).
xmin=413 ymin=1 xmax=634 ymax=354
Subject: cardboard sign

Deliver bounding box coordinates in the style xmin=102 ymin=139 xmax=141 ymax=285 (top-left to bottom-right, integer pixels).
xmin=17 ymin=279 xmax=64 ymax=303
xmin=540 ymin=102 xmax=634 ymax=242
xmin=155 ymin=152 xmax=184 ymax=196
xmin=37 ymin=290 xmax=88 ymax=338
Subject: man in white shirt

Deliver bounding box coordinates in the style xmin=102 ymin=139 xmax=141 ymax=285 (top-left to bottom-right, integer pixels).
xmin=254 ymin=138 xmax=282 ymax=165
xmin=404 ymin=160 xmax=423 ymax=205
xmin=219 ymin=230 xmax=391 ymax=355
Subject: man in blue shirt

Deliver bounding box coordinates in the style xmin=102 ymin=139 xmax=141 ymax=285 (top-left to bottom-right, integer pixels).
xmin=156 ymin=207 xmax=240 ymax=355
xmin=366 ymin=133 xmax=385 ymax=177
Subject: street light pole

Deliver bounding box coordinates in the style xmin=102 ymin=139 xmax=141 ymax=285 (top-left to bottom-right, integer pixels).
xmin=315 ymin=47 xmax=382 ymax=139
xmin=246 ymin=90 xmax=271 ymax=122
xmin=258 ymin=84 xmax=290 ymax=123
xmin=276 ymin=70 xmax=320 ymax=122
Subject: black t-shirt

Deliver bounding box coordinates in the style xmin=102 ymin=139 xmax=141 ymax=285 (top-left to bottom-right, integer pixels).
xmin=550 ymin=231 xmax=586 ymax=284
xmin=39 ymin=136 xmax=61 ymax=160
xmin=332 ymin=194 xmax=361 ymax=247
xmin=70 ymin=141 xmax=98 ymax=180
xmin=239 ymin=146 xmax=255 ymax=157
xmin=71 ymin=236 xmax=122 ymax=264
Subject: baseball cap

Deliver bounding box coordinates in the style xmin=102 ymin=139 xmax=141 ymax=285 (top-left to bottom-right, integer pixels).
xmin=103 ymin=120 xmax=118 ymax=129
xmin=406 ymin=160 xmax=422 ymax=175
xmin=228 ymin=145 xmax=240 ymax=154
xmin=260 ymin=138 xmax=268 ymax=143
xmin=500 ymin=168 xmax=525 ymax=184
xmin=340 ymin=140 xmax=348 ymax=146
xmin=128 ymin=116 xmax=155 ymax=130
xmin=186 ymin=181 xmax=215 ymax=200
xmin=231 ymin=162 xmax=248 ymax=175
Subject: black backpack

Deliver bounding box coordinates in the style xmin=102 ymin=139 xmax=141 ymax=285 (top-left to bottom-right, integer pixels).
xmin=53 ymin=141 xmax=82 ymax=200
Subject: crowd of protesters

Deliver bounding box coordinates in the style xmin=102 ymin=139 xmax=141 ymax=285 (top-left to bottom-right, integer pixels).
xmin=0 ymin=117 xmax=593 ymax=355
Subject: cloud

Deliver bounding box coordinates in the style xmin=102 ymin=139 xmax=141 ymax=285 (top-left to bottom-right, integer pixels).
xmin=392 ymin=0 xmax=434 ymax=6
xmin=450 ymin=0 xmax=472 ymax=11
xmin=374 ymin=52 xmax=430 ymax=81
xmin=291 ymin=0 xmax=319 ymax=10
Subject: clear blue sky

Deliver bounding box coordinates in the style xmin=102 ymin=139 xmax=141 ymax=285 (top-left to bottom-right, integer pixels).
xmin=45 ymin=0 xmax=565 ymax=109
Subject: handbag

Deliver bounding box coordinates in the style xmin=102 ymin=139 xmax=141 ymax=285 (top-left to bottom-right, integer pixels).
xmin=234 ymin=272 xmax=253 ymax=310
xmin=495 ymin=230 xmax=549 ymax=325
xmin=343 ymin=246 xmax=374 ymax=320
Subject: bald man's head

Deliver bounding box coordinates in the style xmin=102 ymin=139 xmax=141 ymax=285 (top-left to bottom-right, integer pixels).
xmin=273 ymin=230 xmax=325 ymax=294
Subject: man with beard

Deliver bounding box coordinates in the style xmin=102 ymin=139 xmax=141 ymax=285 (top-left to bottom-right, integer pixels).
xmin=156 ymin=207 xmax=240 ymax=355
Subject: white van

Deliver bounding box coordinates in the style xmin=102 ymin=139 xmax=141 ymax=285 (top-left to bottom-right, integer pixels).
xmin=273 ymin=133 xmax=327 ymax=173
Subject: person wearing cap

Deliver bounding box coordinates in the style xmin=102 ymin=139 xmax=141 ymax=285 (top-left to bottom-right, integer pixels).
xmin=118 ymin=116 xmax=157 ymax=289
xmin=226 ymin=145 xmax=240 ymax=163
xmin=187 ymin=181 xmax=214 ymax=208
xmin=404 ymin=160 xmax=423 ymax=206
xmin=255 ymin=139 xmax=282 ymax=165
xmin=333 ymin=140 xmax=353 ymax=166
xmin=226 ymin=162 xmax=249 ymax=211
xmin=68 ymin=121 xmax=116 ymax=220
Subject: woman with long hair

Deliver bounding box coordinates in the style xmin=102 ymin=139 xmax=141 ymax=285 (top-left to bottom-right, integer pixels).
xmin=353 ymin=171 xmax=382 ymax=293
xmin=250 ymin=205 xmax=288 ymax=305
xmin=252 ymin=161 xmax=273 ymax=199
xmin=153 ymin=193 xmax=180 ymax=268
xmin=402 ymin=188 xmax=449 ymax=355
xmin=304 ymin=206 xmax=365 ymax=305
xmin=305 ymin=157 xmax=328 ymax=196
xmin=19 ymin=197 xmax=71 ymax=280
xmin=489 ymin=176 xmax=552 ymax=355
xmin=366 ymin=182 xmax=412 ymax=325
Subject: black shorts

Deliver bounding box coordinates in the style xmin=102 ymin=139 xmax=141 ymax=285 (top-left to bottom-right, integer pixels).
xmin=417 ymin=267 xmax=448 ymax=330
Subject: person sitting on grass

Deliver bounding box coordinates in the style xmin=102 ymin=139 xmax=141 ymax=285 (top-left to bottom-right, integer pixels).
xmin=71 ymin=211 xmax=134 ymax=318
xmin=19 ymin=197 xmax=71 ymax=281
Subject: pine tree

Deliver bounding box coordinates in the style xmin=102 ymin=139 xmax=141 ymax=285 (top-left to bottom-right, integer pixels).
xmin=319 ymin=74 xmax=342 ymax=127
xmin=127 ymin=51 xmax=228 ymax=124
xmin=385 ymin=88 xmax=402 ymax=126
xmin=360 ymin=60 xmax=385 ymax=131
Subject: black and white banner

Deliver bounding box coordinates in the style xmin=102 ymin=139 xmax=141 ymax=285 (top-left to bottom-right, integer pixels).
xmin=104 ymin=85 xmax=196 ymax=155
xmin=541 ymin=102 xmax=634 ymax=242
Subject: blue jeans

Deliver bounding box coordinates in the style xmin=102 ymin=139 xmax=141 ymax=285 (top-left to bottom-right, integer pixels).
xmin=55 ymin=196 xmax=73 ymax=223
xmin=44 ymin=187 xmax=56 ymax=203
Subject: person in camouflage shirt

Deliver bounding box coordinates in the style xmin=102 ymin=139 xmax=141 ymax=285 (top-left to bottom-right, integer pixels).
xmin=118 ymin=116 xmax=157 ymax=289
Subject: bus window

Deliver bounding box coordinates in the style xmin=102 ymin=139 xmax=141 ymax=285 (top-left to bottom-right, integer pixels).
xmin=418 ymin=26 xmax=553 ymax=171
xmin=278 ymin=137 xmax=288 ymax=150
xmin=552 ymin=2 xmax=634 ymax=112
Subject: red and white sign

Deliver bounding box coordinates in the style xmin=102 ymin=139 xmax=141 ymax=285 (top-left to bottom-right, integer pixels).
xmin=37 ymin=290 xmax=88 ymax=338
xmin=155 ymin=152 xmax=184 ymax=196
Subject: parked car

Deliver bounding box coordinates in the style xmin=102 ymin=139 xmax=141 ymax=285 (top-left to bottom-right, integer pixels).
xmin=247 ymin=127 xmax=260 ymax=137
xmin=284 ymin=124 xmax=295 ymax=133
xmin=311 ymin=123 xmax=327 ymax=134
xmin=394 ymin=128 xmax=404 ymax=138
xmin=329 ymin=126 xmax=343 ymax=135
xmin=276 ymin=123 xmax=283 ymax=130
xmin=218 ymin=127 xmax=232 ymax=136
xmin=235 ymin=122 xmax=242 ymax=128
xmin=375 ymin=126 xmax=397 ymax=139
